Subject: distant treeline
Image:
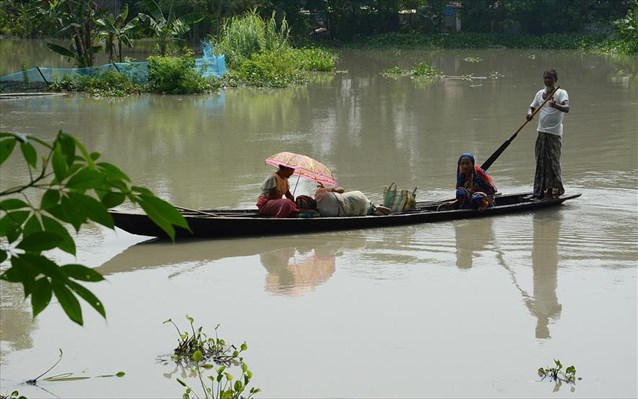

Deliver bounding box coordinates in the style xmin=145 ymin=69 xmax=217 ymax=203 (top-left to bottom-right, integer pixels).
xmin=1 ymin=0 xmax=633 ymax=40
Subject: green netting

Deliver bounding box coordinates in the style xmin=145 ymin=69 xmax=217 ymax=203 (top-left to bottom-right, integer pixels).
xmin=0 ymin=43 xmax=226 ymax=92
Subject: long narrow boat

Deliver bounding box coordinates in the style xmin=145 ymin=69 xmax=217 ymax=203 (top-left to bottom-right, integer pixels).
xmin=109 ymin=192 xmax=581 ymax=240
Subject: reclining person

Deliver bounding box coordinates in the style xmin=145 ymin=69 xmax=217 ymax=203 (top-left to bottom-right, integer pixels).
xmin=296 ymin=185 xmax=391 ymax=217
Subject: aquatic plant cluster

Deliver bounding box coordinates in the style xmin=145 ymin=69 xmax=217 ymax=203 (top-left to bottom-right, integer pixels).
xmin=164 ymin=317 xmax=261 ymax=399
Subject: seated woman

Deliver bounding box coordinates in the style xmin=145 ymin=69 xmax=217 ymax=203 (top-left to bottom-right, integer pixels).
xmin=256 ymin=165 xmax=299 ymax=218
xmin=296 ymin=185 xmax=391 ymax=217
xmin=455 ymin=153 xmax=497 ymax=211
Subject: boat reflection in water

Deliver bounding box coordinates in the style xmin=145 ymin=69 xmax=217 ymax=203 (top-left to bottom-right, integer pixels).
xmin=260 ymin=239 xmax=365 ymax=296
xmin=97 ymin=235 xmax=366 ymax=297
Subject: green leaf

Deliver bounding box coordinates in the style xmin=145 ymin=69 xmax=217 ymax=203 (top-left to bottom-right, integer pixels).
xmin=137 ymin=194 xmax=190 ymax=239
xmin=0 ymin=198 xmax=30 ymax=211
xmin=66 ymin=280 xmax=106 ymax=318
xmin=0 ymin=250 xmax=7 ymax=263
xmin=192 ymin=350 xmax=203 ymax=362
xmin=20 ymin=142 xmax=37 ymax=168
xmin=41 ymin=216 xmax=74 ymax=254
xmin=31 ymin=277 xmax=53 ymax=317
xmin=19 ymin=253 xmax=67 ymax=280
xmin=61 ymin=264 xmax=104 ymax=282
xmin=66 ymin=168 xmax=106 ymax=191
xmin=0 ymin=137 xmax=17 ymax=166
xmin=47 ymin=203 xmax=85 ymax=231
xmin=101 ymin=192 xmax=125 ymax=208
xmin=52 ymin=148 xmax=69 ymax=182
xmin=17 ymin=231 xmax=62 ymax=253
xmin=66 ymin=192 xmax=114 ymax=228
xmin=52 ymin=282 xmax=83 ymax=325
xmin=0 ymin=210 xmax=30 ymax=240
xmin=116 ymin=371 xmax=125 ymax=377
xmin=47 ymin=42 xmax=77 ymax=58
xmin=22 ymin=213 xmax=43 ymax=236
xmin=97 ymin=162 xmax=131 ymax=182
xmin=57 ymin=131 xmax=77 ymax=167
xmin=41 ymin=189 xmax=61 ymax=210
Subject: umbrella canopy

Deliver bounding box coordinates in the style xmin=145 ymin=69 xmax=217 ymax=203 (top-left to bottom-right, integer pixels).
xmin=265 ymin=152 xmax=337 ymax=186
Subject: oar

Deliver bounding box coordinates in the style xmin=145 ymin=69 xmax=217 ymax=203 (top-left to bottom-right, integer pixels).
xmin=174 ymin=206 xmax=221 ymax=217
xmin=481 ymin=85 xmax=560 ymax=171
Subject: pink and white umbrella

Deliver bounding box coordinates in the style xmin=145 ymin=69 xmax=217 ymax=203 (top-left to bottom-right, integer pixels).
xmin=265 ymin=152 xmax=338 ymax=186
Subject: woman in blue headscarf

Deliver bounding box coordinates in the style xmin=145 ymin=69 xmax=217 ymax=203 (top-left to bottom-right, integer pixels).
xmin=455 ymin=153 xmax=497 ymax=211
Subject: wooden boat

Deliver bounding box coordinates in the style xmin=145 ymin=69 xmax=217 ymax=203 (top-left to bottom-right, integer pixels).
xmin=109 ymin=192 xmax=581 ymax=240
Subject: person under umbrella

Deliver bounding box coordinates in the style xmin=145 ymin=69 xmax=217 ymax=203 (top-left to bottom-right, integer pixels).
xmin=256 ymin=164 xmax=299 ymax=218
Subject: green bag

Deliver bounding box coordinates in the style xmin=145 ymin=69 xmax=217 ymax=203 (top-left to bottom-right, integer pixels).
xmin=383 ymin=183 xmax=417 ymax=212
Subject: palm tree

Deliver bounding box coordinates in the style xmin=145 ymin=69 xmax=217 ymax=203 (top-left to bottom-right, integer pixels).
xmin=137 ymin=0 xmax=204 ymax=56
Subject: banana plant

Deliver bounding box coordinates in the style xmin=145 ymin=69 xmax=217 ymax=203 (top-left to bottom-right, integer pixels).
xmin=45 ymin=0 xmax=103 ymax=68
xmin=137 ymin=0 xmax=204 ymax=56
xmin=95 ymin=4 xmax=141 ymax=63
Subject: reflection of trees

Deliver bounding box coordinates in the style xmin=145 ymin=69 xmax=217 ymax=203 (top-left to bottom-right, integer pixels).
xmin=454 ymin=219 xmax=494 ymax=269
xmin=260 ymin=242 xmax=343 ymax=296
xmin=0 ymin=283 xmax=37 ymax=359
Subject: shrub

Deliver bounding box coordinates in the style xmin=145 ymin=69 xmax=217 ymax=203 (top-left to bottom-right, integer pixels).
xmin=226 ymin=50 xmax=307 ymax=88
xmin=147 ymin=54 xmax=212 ymax=94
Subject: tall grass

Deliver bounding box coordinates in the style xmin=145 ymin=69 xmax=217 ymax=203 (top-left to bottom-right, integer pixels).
xmin=214 ymin=8 xmax=290 ymax=68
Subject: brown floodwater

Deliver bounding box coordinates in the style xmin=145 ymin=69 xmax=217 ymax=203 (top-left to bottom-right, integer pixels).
xmin=0 ymin=43 xmax=636 ymax=398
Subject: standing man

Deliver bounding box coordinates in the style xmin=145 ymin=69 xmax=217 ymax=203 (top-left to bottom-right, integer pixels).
xmin=526 ymin=69 xmax=569 ymax=199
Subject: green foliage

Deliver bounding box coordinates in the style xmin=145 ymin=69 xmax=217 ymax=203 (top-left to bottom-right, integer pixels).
xmin=164 ymin=317 xmax=261 ymax=399
xmin=223 ymin=50 xmax=307 ymax=88
xmin=538 ymin=359 xmax=582 ymax=391
xmin=47 ymin=71 xmax=142 ymax=96
xmin=95 ymin=4 xmax=141 ymax=63
xmin=345 ymin=31 xmax=635 ymax=54
xmin=25 ymin=348 xmax=125 ymax=385
xmin=0 ymin=0 xmax=57 ymax=38
xmin=213 ymin=8 xmax=291 ymax=69
xmin=137 ymin=0 xmax=203 ymax=56
xmin=0 ymin=130 xmax=189 ymax=325
xmin=44 ymin=0 xmax=104 ymax=68
xmin=5 ymin=390 xmax=27 ymax=399
xmin=82 ymin=70 xmax=143 ymax=97
xmin=286 ymin=48 xmax=336 ymax=72
xmin=147 ymin=54 xmax=216 ymax=94
xmin=383 ymin=61 xmax=443 ymax=81
xmin=47 ymin=75 xmax=80 ymax=92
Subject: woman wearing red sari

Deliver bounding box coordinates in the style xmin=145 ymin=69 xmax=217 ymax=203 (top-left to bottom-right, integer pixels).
xmin=256 ymin=165 xmax=299 ymax=218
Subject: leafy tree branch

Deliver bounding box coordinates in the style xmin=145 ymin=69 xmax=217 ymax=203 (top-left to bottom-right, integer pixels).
xmin=0 ymin=130 xmax=189 ymax=325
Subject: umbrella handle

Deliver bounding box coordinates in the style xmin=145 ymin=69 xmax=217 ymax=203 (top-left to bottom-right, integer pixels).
xmin=292 ymin=175 xmax=301 ymax=196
